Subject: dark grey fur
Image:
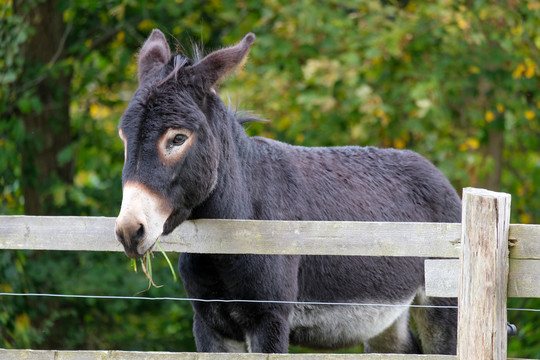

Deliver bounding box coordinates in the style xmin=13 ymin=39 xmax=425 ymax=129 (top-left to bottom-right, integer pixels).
xmin=117 ymin=30 xmax=461 ymax=354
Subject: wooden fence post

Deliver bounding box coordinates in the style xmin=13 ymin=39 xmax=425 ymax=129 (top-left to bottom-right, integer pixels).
xmin=458 ymin=188 xmax=511 ymax=360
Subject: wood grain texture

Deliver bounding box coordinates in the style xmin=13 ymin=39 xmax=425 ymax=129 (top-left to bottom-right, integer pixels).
xmin=0 ymin=349 xmax=458 ymax=360
xmin=457 ymin=188 xmax=511 ymax=360
xmin=1 ymin=216 xmax=538 ymax=259
xmin=425 ymin=259 xmax=540 ymax=298
xmin=508 ymin=224 xmax=540 ymax=260
xmin=0 ymin=216 xmax=462 ymax=257
xmin=0 ymin=349 xmax=534 ymax=360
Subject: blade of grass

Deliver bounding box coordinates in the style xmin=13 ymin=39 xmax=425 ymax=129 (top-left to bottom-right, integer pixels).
xmin=156 ymin=240 xmax=177 ymax=281
xmin=138 ymin=251 xmax=162 ymax=292
xmin=147 ymin=250 xmax=153 ymax=280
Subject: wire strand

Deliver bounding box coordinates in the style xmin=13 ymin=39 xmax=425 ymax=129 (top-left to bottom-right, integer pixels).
xmin=0 ymin=292 xmax=538 ymax=312
xmin=1 ymin=292 xmax=452 ymax=308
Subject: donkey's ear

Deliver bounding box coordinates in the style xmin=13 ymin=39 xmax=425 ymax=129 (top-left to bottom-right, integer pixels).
xmin=138 ymin=29 xmax=171 ymax=85
xmin=189 ymin=33 xmax=255 ymax=90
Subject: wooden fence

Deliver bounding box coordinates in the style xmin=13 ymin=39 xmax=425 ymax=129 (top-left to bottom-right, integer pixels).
xmin=0 ymin=188 xmax=539 ymax=360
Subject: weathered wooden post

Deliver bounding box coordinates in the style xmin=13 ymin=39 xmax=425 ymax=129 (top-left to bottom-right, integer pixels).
xmin=458 ymin=188 xmax=511 ymax=359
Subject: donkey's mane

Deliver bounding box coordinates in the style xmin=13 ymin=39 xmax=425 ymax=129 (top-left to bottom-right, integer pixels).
xmin=156 ymin=55 xmax=191 ymax=85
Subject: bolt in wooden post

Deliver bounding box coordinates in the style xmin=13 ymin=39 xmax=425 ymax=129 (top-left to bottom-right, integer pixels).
xmin=458 ymin=188 xmax=511 ymax=360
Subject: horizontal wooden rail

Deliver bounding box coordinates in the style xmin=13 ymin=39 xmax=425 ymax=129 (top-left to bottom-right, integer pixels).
xmin=0 ymin=349 xmax=534 ymax=360
xmin=1 ymin=216 xmax=539 ymax=259
xmin=426 ymin=259 xmax=540 ymax=298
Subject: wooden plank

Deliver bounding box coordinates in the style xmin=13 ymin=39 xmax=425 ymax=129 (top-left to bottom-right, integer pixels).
xmin=509 ymin=223 xmax=540 ymax=260
xmin=425 ymin=259 xmax=540 ymax=298
xmin=507 ymin=259 xmax=540 ymax=298
xmin=0 ymin=349 xmax=458 ymax=360
xmin=0 ymin=216 xmax=462 ymax=257
xmin=1 ymin=216 xmax=538 ymax=259
xmin=162 ymin=219 xmax=463 ymax=257
xmin=425 ymin=259 xmax=458 ymax=298
xmin=0 ymin=216 xmax=121 ymax=252
xmin=0 ymin=349 xmax=533 ymax=360
xmin=457 ymin=188 xmax=511 ymax=360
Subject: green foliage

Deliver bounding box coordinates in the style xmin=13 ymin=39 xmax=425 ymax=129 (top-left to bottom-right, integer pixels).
xmin=1 ymin=0 xmax=540 ymax=357
xmin=0 ymin=250 xmax=195 ymax=351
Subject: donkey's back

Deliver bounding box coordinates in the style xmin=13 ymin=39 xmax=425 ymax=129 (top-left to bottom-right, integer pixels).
xmin=247 ymin=137 xmax=461 ymax=223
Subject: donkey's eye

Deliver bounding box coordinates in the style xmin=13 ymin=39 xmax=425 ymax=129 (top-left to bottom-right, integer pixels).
xmin=172 ymin=134 xmax=188 ymax=145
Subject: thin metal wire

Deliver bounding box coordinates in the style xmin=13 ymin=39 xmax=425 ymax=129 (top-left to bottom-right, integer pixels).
xmin=1 ymin=292 xmax=451 ymax=308
xmin=0 ymin=292 xmax=538 ymax=312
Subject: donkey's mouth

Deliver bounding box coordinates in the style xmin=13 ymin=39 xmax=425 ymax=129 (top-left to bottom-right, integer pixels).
xmin=135 ymin=236 xmax=159 ymax=259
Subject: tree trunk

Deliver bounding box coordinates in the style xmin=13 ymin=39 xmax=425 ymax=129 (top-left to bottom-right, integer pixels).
xmin=482 ymin=130 xmax=503 ymax=191
xmin=14 ymin=0 xmax=73 ymax=215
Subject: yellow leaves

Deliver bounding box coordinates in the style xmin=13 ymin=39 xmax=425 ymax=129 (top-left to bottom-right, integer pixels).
xmin=525 ymin=64 xmax=536 ymax=78
xmin=513 ymin=63 xmax=526 ymax=78
xmin=485 ymin=110 xmax=495 ymax=123
xmin=469 ymin=66 xmax=480 ymax=74
xmin=456 ymin=14 xmax=469 ymax=31
xmin=350 ymin=124 xmax=363 ymax=141
xmin=520 ymin=212 xmax=533 ymax=224
xmin=138 ymin=19 xmax=157 ymax=32
xmin=394 ymin=138 xmax=406 ymax=149
xmin=459 ymin=137 xmax=480 ymax=151
xmin=74 ymin=171 xmax=88 ymax=187
xmin=0 ymin=283 xmax=13 ymax=292
xmin=527 ymin=1 xmax=540 ymax=10
xmin=15 ymin=313 xmax=30 ymax=331
xmin=75 ymin=170 xmax=100 ymax=188
xmin=116 ymin=31 xmax=125 ymax=43
xmin=89 ymin=104 xmax=111 ymax=120
xmin=513 ymin=59 xmax=537 ymax=79
xmin=375 ymin=108 xmax=389 ymax=126
xmin=511 ymin=25 xmax=523 ymax=36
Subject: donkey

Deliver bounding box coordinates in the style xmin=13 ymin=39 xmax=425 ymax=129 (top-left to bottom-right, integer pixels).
xmin=115 ymin=30 xmax=461 ymax=354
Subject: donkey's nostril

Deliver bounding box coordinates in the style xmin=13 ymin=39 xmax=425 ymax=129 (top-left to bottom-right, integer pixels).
xmin=115 ymin=221 xmax=146 ymax=246
xmin=136 ymin=223 xmax=145 ymax=240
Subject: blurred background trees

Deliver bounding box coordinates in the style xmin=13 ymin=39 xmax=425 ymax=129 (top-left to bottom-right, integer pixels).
xmin=1 ymin=0 xmax=539 ymax=357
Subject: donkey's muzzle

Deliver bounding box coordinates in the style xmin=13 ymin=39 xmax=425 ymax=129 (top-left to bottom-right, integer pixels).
xmin=115 ymin=220 xmax=146 ymax=258
xmin=115 ymin=182 xmax=173 ymax=258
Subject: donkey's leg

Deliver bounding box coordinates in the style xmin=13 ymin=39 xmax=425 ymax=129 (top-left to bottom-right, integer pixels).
xmin=246 ymin=312 xmax=291 ymax=353
xmin=411 ymin=290 xmax=457 ymax=354
xmin=193 ymin=313 xmax=246 ymax=352
xmin=363 ymin=310 xmax=420 ymax=354
xmin=221 ymin=254 xmax=298 ymax=353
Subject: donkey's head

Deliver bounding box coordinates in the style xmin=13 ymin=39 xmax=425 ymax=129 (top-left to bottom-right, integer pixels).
xmin=115 ymin=30 xmax=255 ymax=258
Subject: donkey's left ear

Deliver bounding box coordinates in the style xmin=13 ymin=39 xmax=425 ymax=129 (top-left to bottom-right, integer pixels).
xmin=189 ymin=33 xmax=255 ymax=90
xmin=138 ymin=29 xmax=171 ymax=86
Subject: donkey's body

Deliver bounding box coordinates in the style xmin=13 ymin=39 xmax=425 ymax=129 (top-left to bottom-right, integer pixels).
xmin=116 ymin=30 xmax=461 ymax=354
